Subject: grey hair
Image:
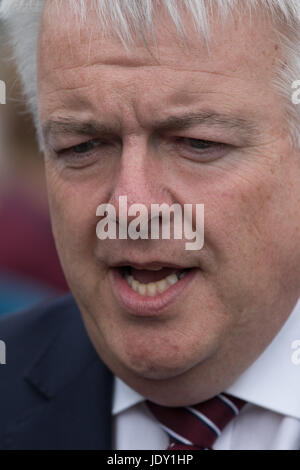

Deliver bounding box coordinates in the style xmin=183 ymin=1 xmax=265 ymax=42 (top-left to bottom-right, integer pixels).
xmin=1 ymin=0 xmax=300 ymax=147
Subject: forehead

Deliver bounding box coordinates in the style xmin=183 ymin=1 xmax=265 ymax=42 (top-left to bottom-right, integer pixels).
xmin=38 ymin=1 xmax=281 ymax=125
xmin=40 ymin=0 xmax=279 ymax=74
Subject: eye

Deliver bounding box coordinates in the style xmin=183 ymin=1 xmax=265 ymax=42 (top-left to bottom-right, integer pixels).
xmin=54 ymin=138 xmax=109 ymax=168
xmin=61 ymin=139 xmax=103 ymax=155
xmin=175 ymin=137 xmax=230 ymax=162
xmin=184 ymin=139 xmax=215 ymax=149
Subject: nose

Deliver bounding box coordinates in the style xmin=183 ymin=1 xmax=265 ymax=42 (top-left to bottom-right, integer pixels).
xmin=108 ymin=136 xmax=174 ymax=225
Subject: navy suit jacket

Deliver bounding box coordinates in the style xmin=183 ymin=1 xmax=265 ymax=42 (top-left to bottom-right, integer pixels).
xmin=0 ymin=294 xmax=114 ymax=450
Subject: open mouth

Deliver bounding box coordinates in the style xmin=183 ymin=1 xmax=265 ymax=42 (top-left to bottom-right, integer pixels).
xmin=119 ymin=266 xmax=192 ymax=297
xmin=110 ymin=263 xmax=198 ymax=315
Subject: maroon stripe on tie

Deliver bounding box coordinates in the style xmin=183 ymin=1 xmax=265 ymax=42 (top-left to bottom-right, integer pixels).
xmin=147 ymin=402 xmax=218 ymax=448
xmin=146 ymin=393 xmax=247 ymax=450
xmin=193 ymin=394 xmax=246 ymax=430
xmin=193 ymin=399 xmax=234 ymax=431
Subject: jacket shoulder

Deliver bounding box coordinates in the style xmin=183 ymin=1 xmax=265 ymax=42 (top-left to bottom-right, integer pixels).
xmin=0 ymin=295 xmax=114 ymax=449
xmin=0 ymin=293 xmax=78 ymax=338
xmin=0 ymin=294 xmax=78 ymax=373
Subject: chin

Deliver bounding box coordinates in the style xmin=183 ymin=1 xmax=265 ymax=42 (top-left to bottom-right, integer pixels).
xmin=117 ymin=346 xmax=199 ymax=382
xmin=128 ymin=364 xmax=188 ymax=381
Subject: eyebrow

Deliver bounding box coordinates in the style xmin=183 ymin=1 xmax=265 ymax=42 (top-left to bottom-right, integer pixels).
xmin=43 ymin=119 xmax=119 ymax=144
xmin=42 ymin=110 xmax=258 ymax=146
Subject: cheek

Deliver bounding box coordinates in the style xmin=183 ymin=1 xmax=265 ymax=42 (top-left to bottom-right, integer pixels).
xmin=45 ymin=165 xmax=103 ymax=264
xmin=203 ymin=158 xmax=300 ymax=302
xmin=203 ymin=164 xmax=281 ymax=259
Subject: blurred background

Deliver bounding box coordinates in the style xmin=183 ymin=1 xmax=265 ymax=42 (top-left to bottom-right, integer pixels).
xmin=0 ymin=12 xmax=69 ymax=316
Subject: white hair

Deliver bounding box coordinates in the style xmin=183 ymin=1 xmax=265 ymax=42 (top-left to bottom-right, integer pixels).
xmin=1 ymin=0 xmax=300 ymax=147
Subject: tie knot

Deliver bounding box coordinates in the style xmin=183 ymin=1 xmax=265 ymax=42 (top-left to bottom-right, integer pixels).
xmin=146 ymin=393 xmax=246 ymax=450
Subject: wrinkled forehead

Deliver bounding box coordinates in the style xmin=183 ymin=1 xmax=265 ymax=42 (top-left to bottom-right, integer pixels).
xmin=39 ymin=0 xmax=279 ymax=75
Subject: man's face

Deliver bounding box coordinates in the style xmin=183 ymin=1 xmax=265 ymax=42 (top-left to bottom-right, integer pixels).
xmin=38 ymin=1 xmax=300 ymax=405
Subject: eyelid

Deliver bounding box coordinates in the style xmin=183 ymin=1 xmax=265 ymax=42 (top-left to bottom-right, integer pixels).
xmin=165 ymin=127 xmax=241 ymax=147
xmin=57 ymin=138 xmax=103 ymax=155
xmin=174 ymin=136 xmax=227 ymax=149
xmin=173 ymin=137 xmax=232 ymax=162
xmin=179 ymin=137 xmax=219 ymax=145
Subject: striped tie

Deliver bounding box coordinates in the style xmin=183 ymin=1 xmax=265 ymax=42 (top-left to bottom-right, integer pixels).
xmin=146 ymin=393 xmax=246 ymax=450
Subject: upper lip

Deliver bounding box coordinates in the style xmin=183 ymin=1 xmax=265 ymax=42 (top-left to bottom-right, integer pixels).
xmin=110 ymin=260 xmax=193 ymax=270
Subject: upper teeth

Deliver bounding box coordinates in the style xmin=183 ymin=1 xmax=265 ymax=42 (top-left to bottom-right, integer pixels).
xmin=125 ymin=271 xmax=187 ymax=296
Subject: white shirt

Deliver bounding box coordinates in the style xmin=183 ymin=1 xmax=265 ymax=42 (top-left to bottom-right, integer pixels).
xmin=112 ymin=297 xmax=300 ymax=450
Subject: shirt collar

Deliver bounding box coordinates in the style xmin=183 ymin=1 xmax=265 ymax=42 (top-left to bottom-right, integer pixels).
xmin=112 ymin=376 xmax=144 ymax=415
xmin=113 ymin=297 xmax=300 ymax=418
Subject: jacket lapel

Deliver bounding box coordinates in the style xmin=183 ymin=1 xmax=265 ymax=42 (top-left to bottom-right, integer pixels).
xmin=1 ymin=297 xmax=114 ymax=450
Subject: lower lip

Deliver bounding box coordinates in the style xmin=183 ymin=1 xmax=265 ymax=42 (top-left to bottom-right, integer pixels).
xmin=110 ymin=268 xmax=198 ymax=317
